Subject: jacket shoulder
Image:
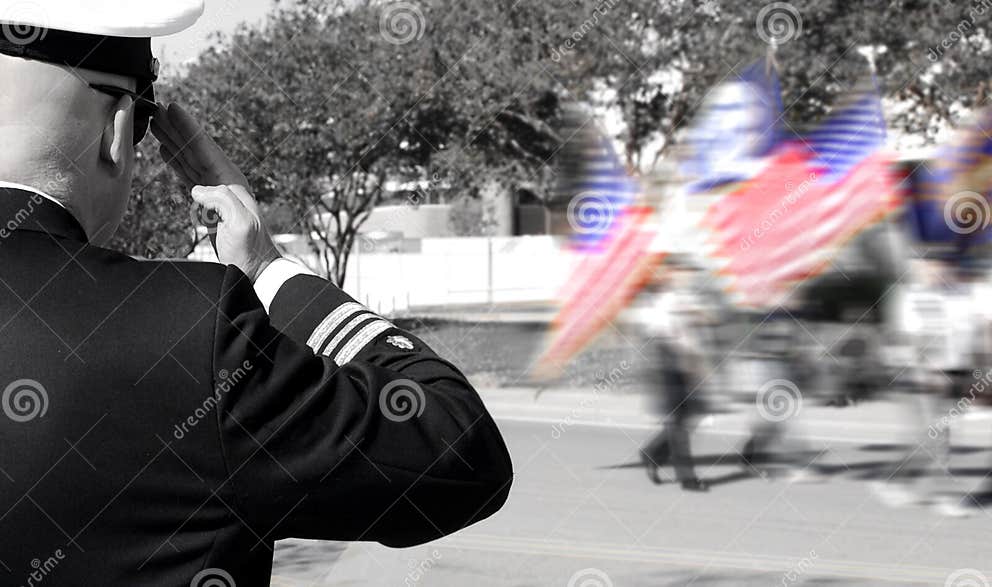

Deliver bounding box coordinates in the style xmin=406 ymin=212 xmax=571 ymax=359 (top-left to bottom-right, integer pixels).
xmin=82 ymin=245 xmax=234 ymax=300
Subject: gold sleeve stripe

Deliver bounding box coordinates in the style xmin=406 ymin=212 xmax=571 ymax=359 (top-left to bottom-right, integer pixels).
xmin=320 ymin=312 xmax=378 ymax=359
xmin=306 ymin=302 xmax=369 ymax=352
xmin=335 ymin=320 xmax=394 ymax=365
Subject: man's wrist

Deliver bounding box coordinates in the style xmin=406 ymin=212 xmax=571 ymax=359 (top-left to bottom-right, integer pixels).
xmin=253 ymin=257 xmax=318 ymax=313
xmin=249 ymin=253 xmax=281 ymax=283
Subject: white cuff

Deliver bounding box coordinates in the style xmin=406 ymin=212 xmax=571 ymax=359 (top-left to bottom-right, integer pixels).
xmin=253 ymin=258 xmax=317 ymax=313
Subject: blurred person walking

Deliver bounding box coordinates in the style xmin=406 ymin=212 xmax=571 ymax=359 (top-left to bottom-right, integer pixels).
xmin=640 ymin=258 xmax=712 ymax=492
xmin=737 ymin=311 xmax=819 ymax=480
xmin=873 ymin=256 xmax=980 ymax=514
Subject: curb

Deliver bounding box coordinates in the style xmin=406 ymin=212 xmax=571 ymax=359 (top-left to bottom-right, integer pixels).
xmin=475 ymin=387 xmax=992 ymax=446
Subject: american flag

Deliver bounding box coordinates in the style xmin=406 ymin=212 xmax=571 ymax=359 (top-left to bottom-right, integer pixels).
xmin=682 ymin=58 xmax=785 ymax=194
xmin=806 ymin=78 xmax=887 ymax=181
xmin=905 ymin=108 xmax=992 ymax=248
xmin=553 ymin=108 xmax=638 ymax=252
xmin=534 ymin=113 xmax=659 ymax=377
xmin=704 ymin=78 xmax=899 ymax=307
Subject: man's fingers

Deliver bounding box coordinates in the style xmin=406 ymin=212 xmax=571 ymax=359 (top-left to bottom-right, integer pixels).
xmin=190 ymin=185 xmax=246 ymax=223
xmin=158 ymin=144 xmax=185 ymax=179
xmin=151 ymin=108 xmax=188 ymax=154
xmin=152 ymin=113 xmax=211 ymax=176
xmin=155 ymin=102 xmax=253 ymax=191
xmin=166 ymin=103 xmax=217 ymax=155
xmin=226 ymin=184 xmax=259 ymax=211
xmin=158 ymin=144 xmax=196 ymax=188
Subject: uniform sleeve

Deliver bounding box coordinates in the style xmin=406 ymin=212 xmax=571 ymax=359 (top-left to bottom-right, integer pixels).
xmin=212 ymin=265 xmax=513 ymax=547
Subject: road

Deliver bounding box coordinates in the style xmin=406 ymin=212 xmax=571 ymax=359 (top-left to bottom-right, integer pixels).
xmin=270 ymin=413 xmax=992 ymax=586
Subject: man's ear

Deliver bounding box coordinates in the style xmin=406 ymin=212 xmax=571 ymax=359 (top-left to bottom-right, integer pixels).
xmin=99 ymin=95 xmax=133 ymax=176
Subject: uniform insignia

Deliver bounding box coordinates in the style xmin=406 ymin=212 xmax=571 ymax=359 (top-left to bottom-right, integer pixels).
xmin=386 ymin=335 xmax=414 ymax=350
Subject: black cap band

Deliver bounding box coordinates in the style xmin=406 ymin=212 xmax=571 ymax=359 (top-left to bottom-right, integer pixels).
xmin=0 ymin=27 xmax=158 ymax=98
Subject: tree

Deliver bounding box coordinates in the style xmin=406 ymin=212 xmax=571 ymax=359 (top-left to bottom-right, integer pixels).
xmin=114 ymin=0 xmax=992 ymax=269
xmin=578 ymin=0 xmax=992 ymax=161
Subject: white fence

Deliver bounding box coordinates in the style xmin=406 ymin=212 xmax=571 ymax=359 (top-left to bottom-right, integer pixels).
xmin=192 ymin=235 xmax=575 ymax=315
xmin=345 ymin=236 xmax=573 ymax=314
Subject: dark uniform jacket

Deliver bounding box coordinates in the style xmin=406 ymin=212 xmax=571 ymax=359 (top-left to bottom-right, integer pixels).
xmin=0 ymin=188 xmax=513 ymax=586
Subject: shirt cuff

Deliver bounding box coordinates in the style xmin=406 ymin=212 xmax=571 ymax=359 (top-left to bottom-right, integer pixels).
xmin=253 ymin=258 xmax=318 ymax=313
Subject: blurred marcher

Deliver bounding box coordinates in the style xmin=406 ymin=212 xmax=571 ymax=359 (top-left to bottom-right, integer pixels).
xmin=739 ymin=311 xmax=821 ymax=481
xmin=948 ymin=259 xmax=992 ymax=511
xmin=873 ymin=257 xmax=979 ymax=514
xmin=640 ymin=259 xmax=711 ymax=492
xmin=799 ymin=271 xmax=890 ymax=406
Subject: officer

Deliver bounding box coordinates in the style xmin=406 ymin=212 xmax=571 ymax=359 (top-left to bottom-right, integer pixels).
xmin=0 ymin=3 xmax=512 ymax=586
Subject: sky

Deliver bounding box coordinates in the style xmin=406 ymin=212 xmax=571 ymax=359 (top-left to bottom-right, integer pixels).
xmin=152 ymin=0 xmax=277 ymax=76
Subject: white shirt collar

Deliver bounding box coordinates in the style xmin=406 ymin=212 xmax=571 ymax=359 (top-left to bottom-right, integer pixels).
xmin=0 ymin=181 xmax=67 ymax=209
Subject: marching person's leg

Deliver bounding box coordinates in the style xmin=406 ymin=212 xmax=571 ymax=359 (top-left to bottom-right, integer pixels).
xmin=740 ymin=356 xmax=788 ymax=473
xmin=641 ymin=342 xmax=675 ymax=484
xmin=666 ymin=360 xmax=708 ymax=491
xmin=928 ymin=370 xmax=974 ymax=516
xmin=871 ymin=370 xmax=942 ymax=507
xmin=640 ymin=427 xmax=669 ymax=485
xmin=668 ymin=412 xmax=707 ymax=491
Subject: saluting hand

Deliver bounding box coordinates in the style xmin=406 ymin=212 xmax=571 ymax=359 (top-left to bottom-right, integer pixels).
xmin=151 ymin=103 xmax=280 ymax=283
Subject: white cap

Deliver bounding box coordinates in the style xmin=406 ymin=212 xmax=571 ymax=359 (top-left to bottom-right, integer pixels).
xmin=0 ymin=0 xmax=205 ymax=38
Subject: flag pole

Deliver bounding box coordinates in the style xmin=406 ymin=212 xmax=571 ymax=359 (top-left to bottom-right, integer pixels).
xmin=766 ymin=39 xmax=779 ymax=76
xmin=864 ymin=51 xmax=877 ymax=74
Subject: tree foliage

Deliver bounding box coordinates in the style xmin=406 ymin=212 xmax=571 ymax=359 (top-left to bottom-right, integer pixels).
xmin=114 ymin=0 xmax=992 ymax=273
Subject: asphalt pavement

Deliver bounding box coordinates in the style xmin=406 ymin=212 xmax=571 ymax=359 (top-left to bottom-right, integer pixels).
xmin=270 ymin=399 xmax=992 ymax=586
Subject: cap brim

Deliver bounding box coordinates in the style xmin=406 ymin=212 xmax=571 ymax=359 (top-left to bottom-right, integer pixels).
xmin=0 ymin=1 xmax=204 ymax=38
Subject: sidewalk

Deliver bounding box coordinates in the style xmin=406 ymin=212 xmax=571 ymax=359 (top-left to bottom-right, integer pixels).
xmin=477 ymin=387 xmax=992 ymax=446
xmin=397 ymin=302 xmax=557 ymax=324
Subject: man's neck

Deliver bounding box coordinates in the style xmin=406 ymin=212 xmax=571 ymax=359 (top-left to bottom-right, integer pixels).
xmin=0 ymin=180 xmax=67 ymax=209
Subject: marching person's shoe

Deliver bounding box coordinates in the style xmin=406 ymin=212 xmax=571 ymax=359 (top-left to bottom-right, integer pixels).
xmin=680 ymin=478 xmax=709 ymax=492
xmin=739 ymin=439 xmax=761 ymax=469
xmin=932 ymin=495 xmax=972 ymax=518
xmin=783 ymin=467 xmax=826 ymax=484
xmin=869 ymin=481 xmax=921 ymax=508
xmin=640 ymin=450 xmax=663 ymax=485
